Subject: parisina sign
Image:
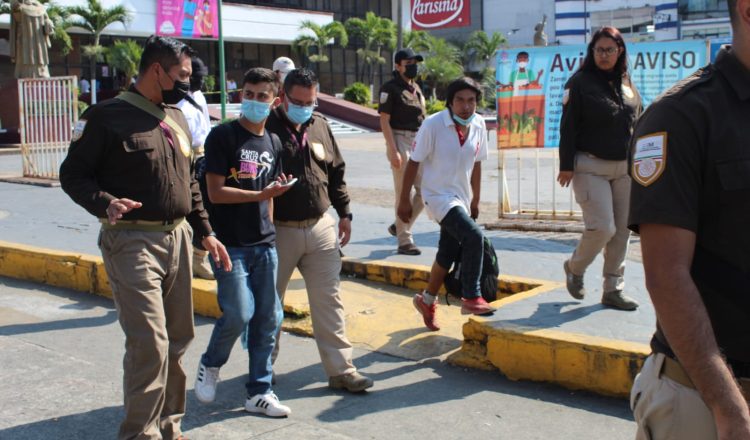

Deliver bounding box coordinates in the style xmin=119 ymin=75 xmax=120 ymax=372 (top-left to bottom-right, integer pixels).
xmin=411 ymin=0 xmax=471 ymax=30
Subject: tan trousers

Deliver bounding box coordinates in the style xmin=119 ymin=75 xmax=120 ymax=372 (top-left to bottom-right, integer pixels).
xmin=570 ymin=153 xmax=631 ymax=292
xmin=273 ymin=212 xmax=355 ymax=376
xmin=99 ymin=222 xmax=194 ymax=440
xmin=631 ymin=353 xmax=718 ymax=440
xmin=390 ymin=129 xmax=424 ymax=247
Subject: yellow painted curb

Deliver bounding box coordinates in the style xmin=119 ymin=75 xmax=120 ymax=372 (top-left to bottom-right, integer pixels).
xmin=449 ymin=319 xmax=650 ymax=397
xmin=341 ymin=257 xmax=549 ymax=299
xmin=0 ymin=240 xmax=649 ymax=398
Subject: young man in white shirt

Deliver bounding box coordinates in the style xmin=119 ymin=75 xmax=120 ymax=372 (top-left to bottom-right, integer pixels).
xmin=177 ymin=56 xmax=214 ymax=279
xmin=398 ymin=77 xmax=495 ymax=331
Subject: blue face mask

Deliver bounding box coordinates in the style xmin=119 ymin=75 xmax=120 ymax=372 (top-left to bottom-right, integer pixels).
xmin=241 ymin=99 xmax=271 ymax=124
xmin=286 ymin=101 xmax=314 ymax=125
xmin=452 ymin=112 xmax=476 ymax=126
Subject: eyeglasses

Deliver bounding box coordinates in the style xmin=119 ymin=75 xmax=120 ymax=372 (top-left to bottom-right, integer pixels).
xmin=594 ymin=47 xmax=619 ymax=57
xmin=286 ymin=96 xmax=318 ymax=108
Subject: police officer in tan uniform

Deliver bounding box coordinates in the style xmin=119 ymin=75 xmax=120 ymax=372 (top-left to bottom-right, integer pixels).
xmin=379 ymin=48 xmax=426 ymax=255
xmin=266 ymin=68 xmax=373 ymax=393
xmin=628 ymin=1 xmax=750 ymax=438
xmin=60 ymin=35 xmax=231 ymax=440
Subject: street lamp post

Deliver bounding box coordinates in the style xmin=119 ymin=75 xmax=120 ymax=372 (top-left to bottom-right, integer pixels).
xmin=218 ymin=0 xmax=226 ymax=121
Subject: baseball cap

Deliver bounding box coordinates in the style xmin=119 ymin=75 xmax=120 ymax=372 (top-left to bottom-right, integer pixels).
xmin=394 ymin=48 xmax=424 ymax=64
xmin=273 ymin=57 xmax=296 ymax=74
xmin=191 ymin=57 xmax=208 ymax=78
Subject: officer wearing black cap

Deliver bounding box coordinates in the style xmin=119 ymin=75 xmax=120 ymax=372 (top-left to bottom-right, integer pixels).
xmin=378 ymin=48 xmax=426 ymax=255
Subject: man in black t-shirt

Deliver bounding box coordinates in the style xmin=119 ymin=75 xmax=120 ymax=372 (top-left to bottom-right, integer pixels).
xmin=193 ymin=68 xmax=295 ymax=418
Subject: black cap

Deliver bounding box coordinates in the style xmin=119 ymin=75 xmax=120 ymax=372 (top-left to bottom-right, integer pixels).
xmin=394 ymin=48 xmax=424 ymax=64
xmin=191 ymin=57 xmax=208 ymax=78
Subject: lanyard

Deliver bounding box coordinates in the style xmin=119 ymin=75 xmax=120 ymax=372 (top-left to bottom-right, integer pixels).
xmin=286 ymin=126 xmax=308 ymax=151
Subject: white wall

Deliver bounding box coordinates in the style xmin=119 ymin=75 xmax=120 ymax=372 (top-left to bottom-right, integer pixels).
xmin=0 ymin=0 xmax=333 ymax=45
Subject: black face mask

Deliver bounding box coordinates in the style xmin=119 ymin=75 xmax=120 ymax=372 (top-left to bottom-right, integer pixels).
xmin=159 ymin=70 xmax=190 ymax=104
xmin=404 ymin=63 xmax=419 ymax=79
xmin=189 ymin=76 xmax=204 ymax=92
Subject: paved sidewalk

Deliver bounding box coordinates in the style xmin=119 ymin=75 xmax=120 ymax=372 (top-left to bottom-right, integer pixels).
xmin=0 ymin=276 xmax=636 ymax=440
xmin=0 ymin=134 xmax=655 ymax=396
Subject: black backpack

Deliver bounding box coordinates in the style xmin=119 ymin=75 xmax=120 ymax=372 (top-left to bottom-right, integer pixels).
xmin=443 ymin=236 xmax=500 ymax=304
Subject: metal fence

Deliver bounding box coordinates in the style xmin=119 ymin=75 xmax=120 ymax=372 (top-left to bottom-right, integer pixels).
xmin=497 ymin=147 xmax=582 ymax=220
xmin=18 ymin=76 xmax=78 ymax=179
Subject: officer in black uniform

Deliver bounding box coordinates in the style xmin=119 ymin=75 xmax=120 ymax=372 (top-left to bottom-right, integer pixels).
xmin=59 ymin=35 xmax=230 ymax=440
xmin=628 ymin=1 xmax=750 ymax=437
xmin=378 ymin=48 xmax=426 ymax=255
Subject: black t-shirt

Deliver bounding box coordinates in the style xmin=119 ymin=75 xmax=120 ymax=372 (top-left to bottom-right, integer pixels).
xmin=628 ymin=47 xmax=750 ymax=363
xmin=204 ymin=120 xmax=281 ymax=247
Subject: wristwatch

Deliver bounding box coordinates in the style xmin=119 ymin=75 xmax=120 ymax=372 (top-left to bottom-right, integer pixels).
xmin=342 ymin=213 xmax=353 ymax=221
xmin=202 ymin=231 xmax=217 ymax=240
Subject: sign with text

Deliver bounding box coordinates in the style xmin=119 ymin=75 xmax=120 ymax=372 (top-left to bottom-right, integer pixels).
xmin=156 ymin=0 xmax=219 ymax=40
xmin=495 ymin=40 xmax=708 ymax=148
xmin=411 ymin=0 xmax=470 ymax=30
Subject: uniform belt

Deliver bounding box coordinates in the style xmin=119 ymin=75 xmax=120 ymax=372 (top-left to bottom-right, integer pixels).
xmin=275 ymin=216 xmax=321 ymax=228
xmin=99 ymin=217 xmax=185 ymax=232
xmin=661 ymin=356 xmax=750 ymax=399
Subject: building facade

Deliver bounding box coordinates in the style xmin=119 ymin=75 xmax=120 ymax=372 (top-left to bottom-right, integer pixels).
xmin=0 ymin=0 xmax=394 ymax=98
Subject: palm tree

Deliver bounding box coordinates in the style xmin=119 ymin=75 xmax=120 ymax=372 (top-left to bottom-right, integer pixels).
xmin=106 ymin=39 xmax=142 ymax=88
xmin=345 ymin=12 xmax=396 ymax=84
xmin=420 ymin=35 xmax=463 ymax=99
xmin=292 ymin=20 xmax=348 ymax=66
xmin=43 ymin=0 xmax=75 ymax=55
xmin=465 ymin=30 xmax=508 ymax=70
xmin=402 ymin=30 xmax=431 ymax=53
xmin=67 ymin=0 xmax=131 ymax=90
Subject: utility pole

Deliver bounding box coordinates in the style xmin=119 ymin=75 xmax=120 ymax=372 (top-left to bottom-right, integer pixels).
xmin=397 ymin=0 xmax=403 ymax=50
xmin=218 ymin=0 xmax=226 ymax=120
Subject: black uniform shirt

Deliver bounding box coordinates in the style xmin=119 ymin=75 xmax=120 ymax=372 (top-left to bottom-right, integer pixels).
xmin=559 ymin=69 xmax=642 ymax=171
xmin=265 ymin=107 xmax=350 ymax=222
xmin=628 ymin=47 xmax=750 ymax=364
xmin=59 ymin=86 xmax=212 ymax=238
xmin=203 ymin=121 xmax=281 ymax=247
xmin=378 ymin=71 xmax=426 ymax=131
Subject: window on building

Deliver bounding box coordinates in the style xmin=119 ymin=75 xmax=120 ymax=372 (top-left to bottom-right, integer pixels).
xmin=678 ymin=0 xmax=729 ymax=20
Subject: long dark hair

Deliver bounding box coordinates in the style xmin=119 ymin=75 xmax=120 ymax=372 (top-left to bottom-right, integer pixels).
xmin=581 ymin=27 xmax=628 ymax=77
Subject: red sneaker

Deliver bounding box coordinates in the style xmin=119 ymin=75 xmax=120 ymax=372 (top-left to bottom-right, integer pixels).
xmin=413 ymin=292 xmax=440 ymax=331
xmin=461 ymin=296 xmax=496 ymax=315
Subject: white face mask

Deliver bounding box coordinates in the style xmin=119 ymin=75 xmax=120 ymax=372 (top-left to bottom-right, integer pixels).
xmin=518 ymin=61 xmax=528 ymax=69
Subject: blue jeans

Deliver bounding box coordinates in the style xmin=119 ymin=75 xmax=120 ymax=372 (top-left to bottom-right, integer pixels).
xmin=200 ymin=245 xmax=283 ymax=397
xmin=435 ymin=206 xmax=484 ymax=299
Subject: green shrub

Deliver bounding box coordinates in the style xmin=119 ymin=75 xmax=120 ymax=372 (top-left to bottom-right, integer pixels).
xmin=343 ymin=82 xmax=371 ymax=105
xmin=203 ymin=75 xmax=216 ymax=93
xmin=425 ymin=98 xmax=446 ymax=115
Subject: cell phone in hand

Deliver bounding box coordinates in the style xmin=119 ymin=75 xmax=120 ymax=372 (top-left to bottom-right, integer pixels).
xmin=279 ymin=177 xmax=298 ymax=187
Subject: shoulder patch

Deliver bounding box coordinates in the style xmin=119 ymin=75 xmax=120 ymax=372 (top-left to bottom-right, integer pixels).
xmin=632 ymin=132 xmax=667 ymax=187
xmin=380 ymin=92 xmax=389 ymax=104
xmin=562 ymin=89 xmax=570 ymax=105
xmin=71 ymin=119 xmax=87 ymax=142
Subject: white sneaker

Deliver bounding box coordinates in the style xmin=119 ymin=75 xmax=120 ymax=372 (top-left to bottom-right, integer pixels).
xmin=245 ymin=392 xmax=291 ymax=417
xmin=194 ymin=362 xmax=220 ymax=403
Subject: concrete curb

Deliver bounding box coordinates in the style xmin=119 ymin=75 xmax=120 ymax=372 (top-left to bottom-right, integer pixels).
xmin=0 ymin=240 xmax=646 ymax=398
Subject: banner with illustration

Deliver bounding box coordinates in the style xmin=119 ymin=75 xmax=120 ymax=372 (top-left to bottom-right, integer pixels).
xmin=156 ymin=0 xmax=218 ymax=40
xmin=495 ymin=40 xmax=708 ymax=148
